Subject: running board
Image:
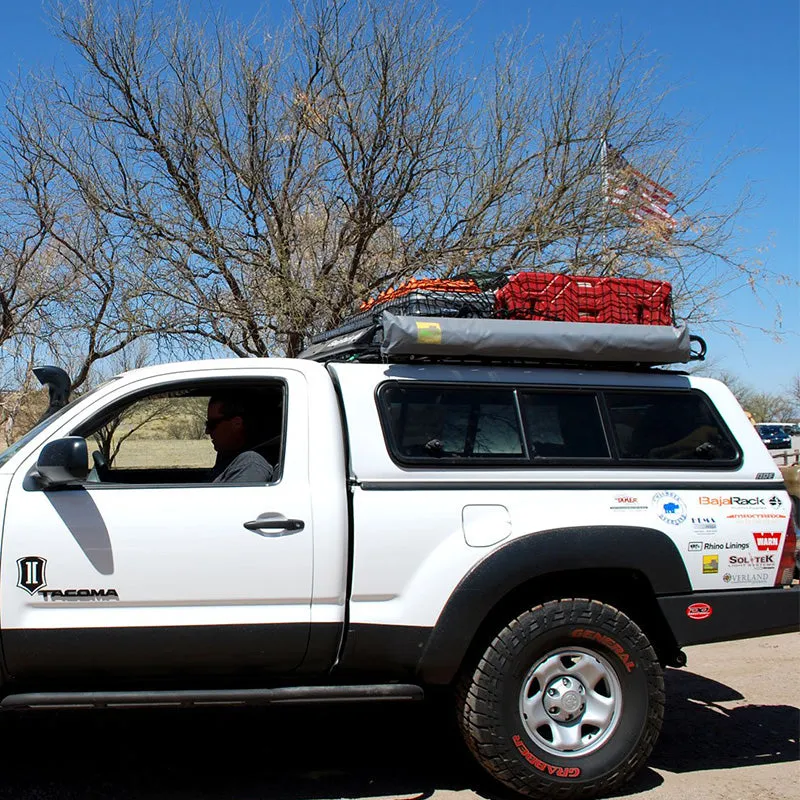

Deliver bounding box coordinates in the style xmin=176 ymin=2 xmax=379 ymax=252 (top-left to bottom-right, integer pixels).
xmin=1 ymin=684 xmax=424 ymax=710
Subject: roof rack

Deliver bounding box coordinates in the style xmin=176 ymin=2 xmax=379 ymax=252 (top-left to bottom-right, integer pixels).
xmin=298 ymin=313 xmax=707 ymax=368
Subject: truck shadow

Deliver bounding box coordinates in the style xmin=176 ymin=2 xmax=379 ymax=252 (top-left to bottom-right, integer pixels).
xmin=649 ymin=667 xmax=799 ymax=772
xmin=0 ymin=667 xmax=796 ymax=800
xmin=615 ymin=666 xmax=799 ymax=797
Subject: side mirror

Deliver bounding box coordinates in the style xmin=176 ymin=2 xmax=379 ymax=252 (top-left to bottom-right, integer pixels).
xmin=35 ymin=437 xmax=89 ymax=488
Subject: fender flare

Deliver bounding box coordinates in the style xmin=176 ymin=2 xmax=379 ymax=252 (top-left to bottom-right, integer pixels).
xmin=417 ymin=525 xmax=690 ymax=684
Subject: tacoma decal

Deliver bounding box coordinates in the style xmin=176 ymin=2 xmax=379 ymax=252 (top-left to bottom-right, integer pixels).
xmin=16 ymin=556 xmax=118 ymax=600
xmin=512 ymin=735 xmax=580 ymax=778
xmin=40 ymin=589 xmax=119 ymax=601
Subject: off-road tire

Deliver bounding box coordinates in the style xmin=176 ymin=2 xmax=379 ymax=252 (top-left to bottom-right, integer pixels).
xmin=456 ymin=598 xmax=664 ymax=800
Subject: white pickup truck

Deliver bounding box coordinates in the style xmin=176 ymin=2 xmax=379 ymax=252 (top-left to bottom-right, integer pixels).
xmin=0 ymin=316 xmax=797 ymax=800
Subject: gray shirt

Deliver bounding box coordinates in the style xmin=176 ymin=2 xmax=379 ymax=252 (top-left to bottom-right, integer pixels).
xmin=212 ymin=451 xmax=273 ymax=484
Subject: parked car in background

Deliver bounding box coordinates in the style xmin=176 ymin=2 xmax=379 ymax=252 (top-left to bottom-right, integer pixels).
xmin=755 ymin=423 xmax=792 ymax=450
xmin=764 ymin=421 xmax=799 ymax=436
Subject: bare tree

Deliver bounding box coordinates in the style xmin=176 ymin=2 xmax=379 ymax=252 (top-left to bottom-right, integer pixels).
xmin=3 ymin=0 xmax=791 ymax=359
xmin=790 ymin=374 xmax=800 ymax=418
xmin=745 ymin=393 xmax=795 ymax=424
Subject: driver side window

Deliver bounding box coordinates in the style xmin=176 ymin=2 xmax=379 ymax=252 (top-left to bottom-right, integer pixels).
xmin=90 ymin=394 xmax=212 ymax=472
xmin=75 ymin=380 xmax=285 ymax=485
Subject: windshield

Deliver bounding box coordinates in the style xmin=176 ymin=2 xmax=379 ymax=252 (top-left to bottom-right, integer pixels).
xmin=0 ymin=381 xmax=115 ymax=469
xmin=758 ymin=425 xmax=785 ymax=435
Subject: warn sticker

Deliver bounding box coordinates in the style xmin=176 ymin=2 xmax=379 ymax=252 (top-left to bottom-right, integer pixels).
xmin=752 ymin=532 xmax=781 ymax=551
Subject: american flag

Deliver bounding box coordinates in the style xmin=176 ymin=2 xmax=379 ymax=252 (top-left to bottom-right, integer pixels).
xmin=603 ymin=144 xmax=677 ymax=234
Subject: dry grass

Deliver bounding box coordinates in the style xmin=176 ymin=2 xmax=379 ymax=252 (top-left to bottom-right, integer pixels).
xmin=109 ymin=439 xmax=215 ymax=468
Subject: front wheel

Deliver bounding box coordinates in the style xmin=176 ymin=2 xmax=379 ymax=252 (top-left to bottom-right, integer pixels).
xmin=456 ymin=599 xmax=664 ymax=800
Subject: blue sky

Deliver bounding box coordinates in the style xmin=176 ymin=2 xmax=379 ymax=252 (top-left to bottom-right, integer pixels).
xmin=0 ymin=0 xmax=797 ymax=389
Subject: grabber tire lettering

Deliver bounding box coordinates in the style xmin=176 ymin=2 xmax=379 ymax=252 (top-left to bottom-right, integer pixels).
xmin=455 ymin=598 xmax=664 ymax=799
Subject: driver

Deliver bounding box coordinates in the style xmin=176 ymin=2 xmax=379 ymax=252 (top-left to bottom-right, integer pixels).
xmin=205 ymin=393 xmax=274 ymax=483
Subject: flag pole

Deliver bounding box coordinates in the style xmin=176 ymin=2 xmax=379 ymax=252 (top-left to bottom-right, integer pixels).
xmin=600 ymin=135 xmax=610 ymax=274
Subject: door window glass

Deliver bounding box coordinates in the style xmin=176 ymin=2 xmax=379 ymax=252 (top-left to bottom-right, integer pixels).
xmin=75 ymin=381 xmax=284 ymax=483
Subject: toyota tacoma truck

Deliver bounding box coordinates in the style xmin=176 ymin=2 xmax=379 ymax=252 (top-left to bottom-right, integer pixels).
xmin=0 ymin=314 xmax=796 ymax=800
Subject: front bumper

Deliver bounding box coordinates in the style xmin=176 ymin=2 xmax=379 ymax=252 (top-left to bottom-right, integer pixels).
xmin=658 ymin=586 xmax=799 ymax=647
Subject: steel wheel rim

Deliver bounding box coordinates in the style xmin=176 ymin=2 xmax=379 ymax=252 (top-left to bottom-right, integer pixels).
xmin=518 ymin=646 xmax=623 ymax=758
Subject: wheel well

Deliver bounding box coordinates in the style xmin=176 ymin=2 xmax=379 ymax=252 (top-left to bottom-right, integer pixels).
xmin=458 ymin=568 xmax=682 ymax=676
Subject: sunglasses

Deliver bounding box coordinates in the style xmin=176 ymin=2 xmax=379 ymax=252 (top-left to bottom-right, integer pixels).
xmin=205 ymin=415 xmax=232 ymax=434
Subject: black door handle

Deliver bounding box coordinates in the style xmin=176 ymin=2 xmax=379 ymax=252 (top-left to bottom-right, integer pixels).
xmin=243 ymin=514 xmax=305 ymax=535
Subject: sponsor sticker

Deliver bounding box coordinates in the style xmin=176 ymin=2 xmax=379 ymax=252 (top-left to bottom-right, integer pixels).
xmin=610 ymin=496 xmax=648 ymax=510
xmin=653 ymin=491 xmax=687 ymax=525
xmin=723 ymin=572 xmax=771 ymax=585
xmin=17 ymin=556 xmax=47 ymax=595
xmin=691 ymin=516 xmax=717 ymax=533
xmin=686 ymin=603 xmax=712 ymax=620
xmin=415 ymin=321 xmax=442 ymax=344
xmin=728 ymin=553 xmax=775 ymax=568
xmin=703 ymin=541 xmax=750 ymax=551
xmin=688 ymin=541 xmax=703 ymax=552
xmin=702 ymin=554 xmax=719 ymax=574
xmin=727 ymin=513 xmax=786 ymax=520
xmin=755 ymin=472 xmax=776 ymax=480
xmin=753 ymin=532 xmax=781 ymax=552
xmin=699 ymin=496 xmax=767 ymax=506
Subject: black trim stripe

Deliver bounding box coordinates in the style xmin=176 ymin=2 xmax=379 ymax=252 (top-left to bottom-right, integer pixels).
xmin=3 ymin=623 xmax=315 ymax=686
xmin=357 ymin=480 xmax=786 ymax=491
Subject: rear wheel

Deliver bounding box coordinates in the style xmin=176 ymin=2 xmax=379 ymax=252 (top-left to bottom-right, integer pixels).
xmin=456 ymin=598 xmax=664 ymax=799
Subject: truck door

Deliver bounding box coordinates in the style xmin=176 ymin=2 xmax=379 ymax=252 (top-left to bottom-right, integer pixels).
xmin=0 ymin=368 xmax=314 ymax=683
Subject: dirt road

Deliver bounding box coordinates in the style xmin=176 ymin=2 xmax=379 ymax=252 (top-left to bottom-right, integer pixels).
xmin=0 ymin=632 xmax=796 ymax=800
